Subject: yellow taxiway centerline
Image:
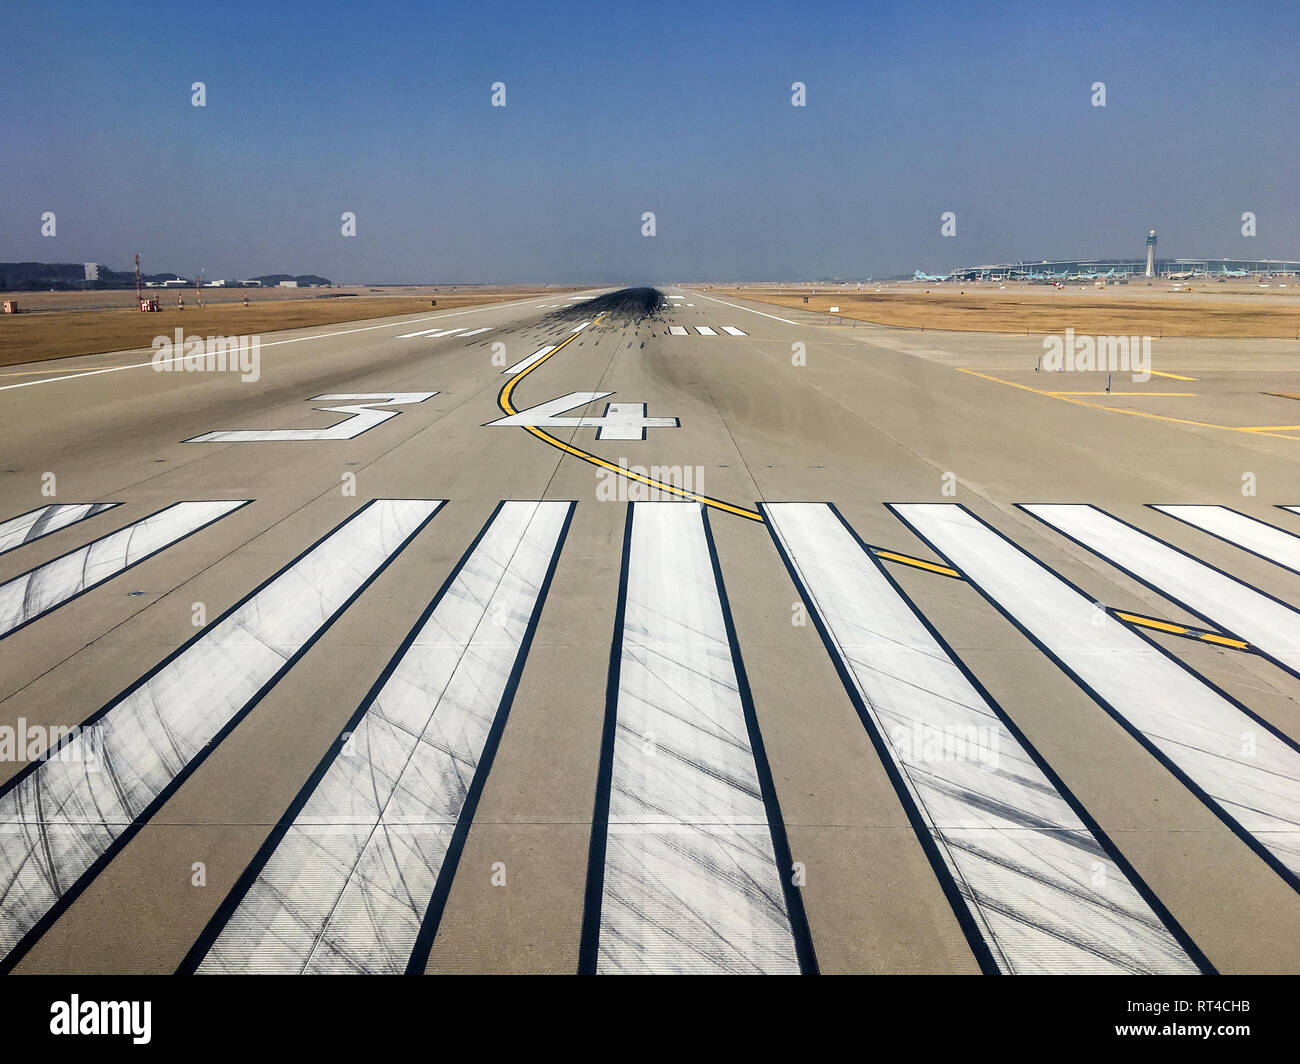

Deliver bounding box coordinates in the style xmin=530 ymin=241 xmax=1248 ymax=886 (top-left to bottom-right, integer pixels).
xmin=495 ymin=310 xmax=962 ymax=577
xmin=1112 ymin=610 xmax=1251 ymax=651
xmin=958 ymin=368 xmax=1300 ymax=442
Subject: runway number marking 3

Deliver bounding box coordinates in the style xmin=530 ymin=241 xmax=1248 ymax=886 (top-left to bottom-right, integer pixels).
xmin=185 ymin=393 xmax=438 ymax=443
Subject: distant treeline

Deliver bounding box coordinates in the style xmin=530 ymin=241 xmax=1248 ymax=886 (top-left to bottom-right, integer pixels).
xmin=0 ymin=263 xmax=331 ymax=290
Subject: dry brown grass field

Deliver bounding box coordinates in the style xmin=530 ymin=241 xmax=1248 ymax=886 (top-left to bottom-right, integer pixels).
xmin=714 ymin=286 xmax=1300 ymax=338
xmin=0 ymin=287 xmax=579 ymax=367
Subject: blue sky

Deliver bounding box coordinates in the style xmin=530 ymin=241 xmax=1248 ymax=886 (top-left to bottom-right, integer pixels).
xmin=2 ymin=0 xmax=1296 ymax=282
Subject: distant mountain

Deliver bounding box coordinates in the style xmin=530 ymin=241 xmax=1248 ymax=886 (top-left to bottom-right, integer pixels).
xmin=248 ymin=274 xmax=332 ymax=287
xmin=0 ymin=262 xmax=131 ymax=290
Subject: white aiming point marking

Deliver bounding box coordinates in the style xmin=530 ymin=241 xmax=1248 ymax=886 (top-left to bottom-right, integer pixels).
xmin=720 ymin=326 xmax=746 ymax=336
xmin=668 ymin=326 xmax=688 ymax=336
xmin=186 ymin=393 xmax=436 ymax=443
xmin=694 ymin=326 xmax=717 ymax=336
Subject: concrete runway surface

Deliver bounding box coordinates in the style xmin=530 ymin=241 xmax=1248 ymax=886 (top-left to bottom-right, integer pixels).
xmin=0 ymin=286 xmax=1297 ymax=974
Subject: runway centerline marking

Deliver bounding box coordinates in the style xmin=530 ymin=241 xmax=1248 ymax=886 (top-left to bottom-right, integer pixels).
xmin=495 ymin=313 xmax=763 ymax=522
xmin=491 ymin=306 xmax=965 ymax=584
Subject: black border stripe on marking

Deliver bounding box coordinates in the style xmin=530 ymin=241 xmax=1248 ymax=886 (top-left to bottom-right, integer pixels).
xmin=1019 ymin=502 xmax=1300 ymax=683
xmin=766 ymin=500 xmax=1219 ymax=974
xmin=406 ymin=501 xmax=576 ymax=973
xmin=700 ymin=506 xmax=818 ymax=974
xmin=576 ymin=503 xmax=634 ymax=975
xmin=898 ymin=501 xmax=1300 ymax=900
xmin=1149 ymin=503 xmax=1300 ymax=577
xmin=177 ymin=500 xmax=575 ymax=975
xmin=177 ymin=498 xmax=498 ymax=974
xmin=0 ymin=503 xmax=121 ymax=558
xmin=0 ymin=500 xmax=252 ymax=642
xmin=0 ymin=499 xmax=443 ymax=975
xmin=759 ymin=500 xmax=1002 ymax=975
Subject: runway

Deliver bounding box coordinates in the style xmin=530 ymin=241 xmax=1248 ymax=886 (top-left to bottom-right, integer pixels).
xmin=1 ymin=286 xmax=1298 ymax=974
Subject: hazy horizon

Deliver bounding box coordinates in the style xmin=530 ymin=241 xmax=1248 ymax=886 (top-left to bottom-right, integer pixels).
xmin=4 ymin=0 xmax=1297 ymax=284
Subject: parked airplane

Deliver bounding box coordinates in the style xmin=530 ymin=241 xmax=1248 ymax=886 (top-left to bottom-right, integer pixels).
xmin=1218 ymin=265 xmax=1248 ymax=278
xmin=913 ymin=269 xmax=951 ymax=282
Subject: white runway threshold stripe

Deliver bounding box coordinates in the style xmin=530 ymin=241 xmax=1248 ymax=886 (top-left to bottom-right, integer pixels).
xmin=0 ymin=501 xmax=248 ymax=641
xmin=185 ymin=500 xmax=573 ymax=975
xmin=894 ymin=504 xmax=1300 ymax=892
xmin=580 ymin=503 xmax=814 ymax=975
xmin=0 ymin=499 xmax=443 ymax=971
xmin=1023 ymin=504 xmax=1300 ymax=677
xmin=0 ymin=502 xmax=119 ymax=556
xmin=1152 ymin=505 xmax=1300 ymax=576
xmin=763 ymin=502 xmax=1207 ymax=974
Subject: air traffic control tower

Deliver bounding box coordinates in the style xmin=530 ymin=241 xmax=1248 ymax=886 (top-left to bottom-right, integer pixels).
xmin=1146 ymin=229 xmax=1157 ymax=277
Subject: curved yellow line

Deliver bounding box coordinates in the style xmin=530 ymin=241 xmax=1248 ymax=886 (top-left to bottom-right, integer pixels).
xmin=496 ymin=314 xmax=764 ymax=521
xmin=495 ymin=310 xmax=960 ymax=578
xmin=959 ymin=368 xmax=1300 ymax=442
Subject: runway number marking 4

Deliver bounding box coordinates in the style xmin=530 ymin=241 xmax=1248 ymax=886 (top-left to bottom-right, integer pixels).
xmin=487 ymin=392 xmax=679 ymax=440
xmin=185 ymin=393 xmax=437 ymax=443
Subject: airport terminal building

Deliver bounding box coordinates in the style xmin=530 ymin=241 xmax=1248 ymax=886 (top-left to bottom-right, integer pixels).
xmin=928 ymin=228 xmax=1300 ymax=282
xmin=947 ymin=258 xmax=1300 ymax=282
